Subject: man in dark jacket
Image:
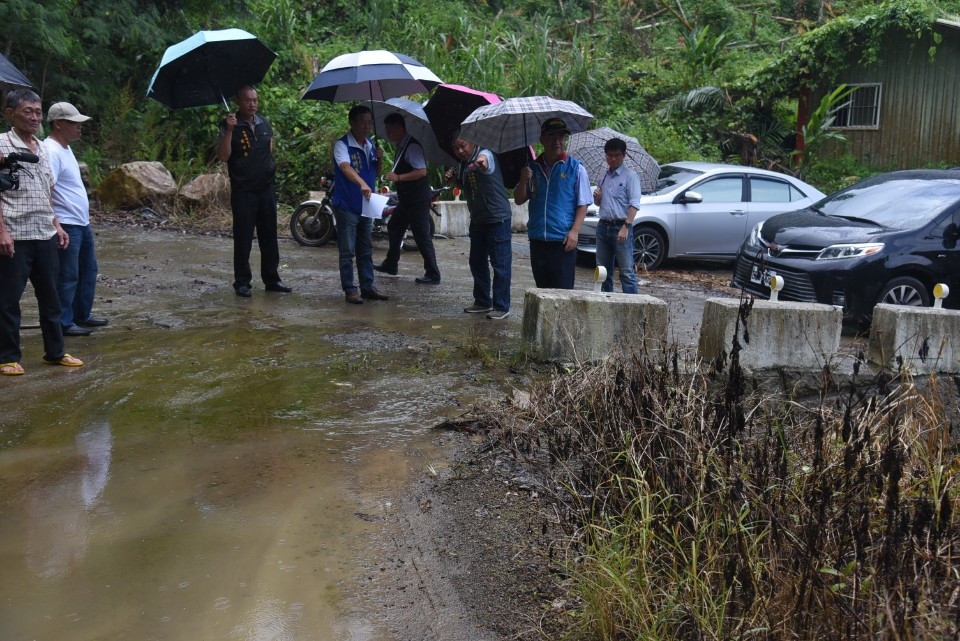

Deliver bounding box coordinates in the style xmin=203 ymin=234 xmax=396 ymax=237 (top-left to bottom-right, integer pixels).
xmin=374 ymin=113 xmax=441 ymax=285
xmin=447 ymin=135 xmax=513 ymax=319
xmin=216 ymin=85 xmax=290 ymax=297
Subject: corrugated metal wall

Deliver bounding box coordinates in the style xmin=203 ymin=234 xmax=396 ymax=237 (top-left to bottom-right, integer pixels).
xmin=815 ymin=23 xmax=960 ymax=169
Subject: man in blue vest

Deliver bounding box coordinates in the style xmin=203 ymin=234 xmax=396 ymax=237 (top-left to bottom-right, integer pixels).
xmin=332 ymin=104 xmax=388 ymax=304
xmin=514 ymin=118 xmax=591 ymax=289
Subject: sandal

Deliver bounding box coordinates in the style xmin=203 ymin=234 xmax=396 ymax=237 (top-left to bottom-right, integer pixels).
xmin=42 ymin=354 xmax=84 ymax=367
xmin=1 ymin=362 xmax=25 ymax=376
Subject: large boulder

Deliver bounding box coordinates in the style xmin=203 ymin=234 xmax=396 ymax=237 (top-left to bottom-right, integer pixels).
xmin=96 ymin=161 xmax=177 ymax=210
xmin=178 ymin=173 xmax=230 ymax=210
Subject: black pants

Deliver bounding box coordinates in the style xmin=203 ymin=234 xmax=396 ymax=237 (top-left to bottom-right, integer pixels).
xmin=0 ymin=237 xmax=65 ymax=363
xmin=529 ymin=239 xmax=577 ymax=289
xmin=231 ymin=184 xmax=281 ymax=290
xmin=382 ymin=197 xmax=440 ymax=280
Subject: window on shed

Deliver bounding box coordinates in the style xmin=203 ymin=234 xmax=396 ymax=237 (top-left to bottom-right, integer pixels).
xmin=830 ymin=84 xmax=881 ymax=129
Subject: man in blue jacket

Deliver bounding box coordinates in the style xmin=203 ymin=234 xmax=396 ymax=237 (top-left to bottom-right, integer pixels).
xmin=514 ymin=118 xmax=591 ymax=289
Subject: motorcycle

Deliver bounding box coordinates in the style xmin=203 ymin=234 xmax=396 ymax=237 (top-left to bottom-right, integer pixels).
xmin=290 ymin=174 xmax=447 ymax=251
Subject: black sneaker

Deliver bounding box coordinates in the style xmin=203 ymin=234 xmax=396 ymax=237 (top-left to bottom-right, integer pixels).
xmin=463 ymin=304 xmax=493 ymax=313
xmin=486 ymin=309 xmax=510 ymax=320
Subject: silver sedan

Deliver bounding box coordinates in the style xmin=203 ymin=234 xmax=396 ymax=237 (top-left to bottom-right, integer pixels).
xmin=577 ymin=161 xmax=826 ymax=271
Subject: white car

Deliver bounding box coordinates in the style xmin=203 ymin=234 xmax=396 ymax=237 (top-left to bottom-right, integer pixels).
xmin=577 ymin=162 xmax=827 ymax=271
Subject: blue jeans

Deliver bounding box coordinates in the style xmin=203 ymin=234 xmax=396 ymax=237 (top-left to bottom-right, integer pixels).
xmin=333 ymin=205 xmax=374 ymax=292
xmin=469 ymin=217 xmax=512 ymax=312
xmin=58 ymin=224 xmax=99 ymax=327
xmin=595 ymin=220 xmax=638 ymax=294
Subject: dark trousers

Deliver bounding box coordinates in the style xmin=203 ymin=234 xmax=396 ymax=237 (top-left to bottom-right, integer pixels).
xmin=231 ymin=184 xmax=281 ymax=290
xmin=382 ymin=197 xmax=440 ymax=280
xmin=529 ymin=239 xmax=577 ymax=289
xmin=0 ymin=237 xmax=65 ymax=363
xmin=469 ymin=218 xmax=512 ymax=312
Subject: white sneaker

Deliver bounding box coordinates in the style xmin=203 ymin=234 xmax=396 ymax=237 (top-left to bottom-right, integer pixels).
xmin=486 ymin=309 xmax=510 ymax=320
xmin=464 ymin=304 xmax=493 ymax=313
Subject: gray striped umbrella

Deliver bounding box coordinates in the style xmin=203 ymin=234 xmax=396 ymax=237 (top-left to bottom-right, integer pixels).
xmin=458 ymin=96 xmax=593 ymax=154
xmin=567 ymin=127 xmax=660 ymax=193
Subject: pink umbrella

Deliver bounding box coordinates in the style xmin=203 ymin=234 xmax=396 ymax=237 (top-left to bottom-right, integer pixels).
xmin=423 ymin=84 xmax=533 ymax=188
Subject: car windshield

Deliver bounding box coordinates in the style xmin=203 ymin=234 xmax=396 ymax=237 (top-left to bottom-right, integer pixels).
xmin=817 ymin=179 xmax=960 ymax=228
xmin=653 ymin=165 xmax=703 ymax=194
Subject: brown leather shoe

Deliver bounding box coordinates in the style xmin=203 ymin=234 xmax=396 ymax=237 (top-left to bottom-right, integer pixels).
xmin=361 ymin=288 xmax=389 ymax=301
xmin=345 ymin=291 xmax=364 ymax=304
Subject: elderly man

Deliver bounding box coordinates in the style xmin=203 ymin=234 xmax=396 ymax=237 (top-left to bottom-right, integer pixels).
xmin=0 ymin=89 xmax=83 ymax=376
xmin=44 ymin=102 xmax=107 ymax=336
xmin=514 ymin=118 xmax=591 ymax=289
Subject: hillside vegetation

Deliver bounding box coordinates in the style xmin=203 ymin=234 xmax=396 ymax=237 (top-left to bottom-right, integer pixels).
xmin=3 ymin=0 xmax=959 ymax=205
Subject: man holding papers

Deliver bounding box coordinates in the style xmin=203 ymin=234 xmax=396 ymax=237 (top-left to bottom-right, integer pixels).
xmin=331 ymin=105 xmax=389 ymax=304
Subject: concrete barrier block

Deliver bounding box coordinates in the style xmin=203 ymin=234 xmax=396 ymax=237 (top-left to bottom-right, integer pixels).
xmin=436 ymin=200 xmax=529 ymax=236
xmin=868 ymin=304 xmax=960 ymax=374
xmin=699 ymin=298 xmax=842 ymax=370
xmin=521 ymin=288 xmax=668 ymax=362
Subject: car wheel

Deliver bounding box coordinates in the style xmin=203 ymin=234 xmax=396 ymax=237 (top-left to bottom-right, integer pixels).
xmin=877 ymin=276 xmax=930 ymax=308
xmin=633 ymin=227 xmax=665 ymax=272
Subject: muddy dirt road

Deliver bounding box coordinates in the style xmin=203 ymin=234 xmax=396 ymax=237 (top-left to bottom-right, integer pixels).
xmin=0 ymin=226 xmax=737 ymax=640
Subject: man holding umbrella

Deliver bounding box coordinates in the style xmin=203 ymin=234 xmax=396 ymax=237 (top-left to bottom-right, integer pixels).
xmin=514 ymin=118 xmax=591 ymax=290
xmin=216 ymin=85 xmax=291 ymax=298
xmin=374 ymin=113 xmax=441 ymax=285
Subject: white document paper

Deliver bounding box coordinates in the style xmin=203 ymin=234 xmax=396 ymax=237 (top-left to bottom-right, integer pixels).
xmin=362 ymin=193 xmax=389 ymax=219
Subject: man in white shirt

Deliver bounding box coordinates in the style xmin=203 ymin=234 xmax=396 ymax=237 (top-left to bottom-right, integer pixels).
xmin=44 ymin=102 xmax=106 ymax=336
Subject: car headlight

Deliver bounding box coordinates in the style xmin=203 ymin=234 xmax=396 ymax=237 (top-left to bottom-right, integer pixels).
xmin=816 ymin=243 xmax=884 ymax=260
xmin=742 ymin=222 xmax=765 ymax=251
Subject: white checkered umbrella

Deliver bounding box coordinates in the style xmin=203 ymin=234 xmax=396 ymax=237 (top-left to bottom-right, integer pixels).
xmin=302 ymin=50 xmax=442 ymax=102
xmin=458 ymin=96 xmax=593 ymax=154
xmin=567 ymin=127 xmax=660 ymax=192
xmin=366 ymin=98 xmax=455 ymax=166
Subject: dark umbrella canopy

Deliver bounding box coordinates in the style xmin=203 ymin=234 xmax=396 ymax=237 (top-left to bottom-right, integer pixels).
xmin=146 ymin=29 xmax=276 ymax=110
xmin=0 ymin=52 xmax=32 ymax=92
xmin=302 ymin=50 xmax=441 ymax=103
xmin=423 ymin=84 xmax=533 ymax=188
xmin=567 ymin=127 xmax=660 ymax=192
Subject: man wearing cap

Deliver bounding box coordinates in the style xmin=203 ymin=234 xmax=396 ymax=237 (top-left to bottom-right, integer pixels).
xmin=0 ymin=89 xmax=83 ymax=376
xmin=514 ymin=118 xmax=592 ymax=289
xmin=44 ymin=101 xmax=107 ymax=336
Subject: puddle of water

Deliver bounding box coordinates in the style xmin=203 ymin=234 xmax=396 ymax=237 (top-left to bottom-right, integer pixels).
xmin=0 ymin=319 xmax=477 ymax=641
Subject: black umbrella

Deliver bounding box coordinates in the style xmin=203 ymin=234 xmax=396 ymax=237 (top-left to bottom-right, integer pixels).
xmin=422 ymin=84 xmax=533 ymax=188
xmin=146 ymin=29 xmax=276 ymax=110
xmin=0 ymin=52 xmax=33 ymax=92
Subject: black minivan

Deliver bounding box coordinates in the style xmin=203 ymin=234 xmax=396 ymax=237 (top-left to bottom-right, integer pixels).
xmin=732 ymin=169 xmax=960 ymax=326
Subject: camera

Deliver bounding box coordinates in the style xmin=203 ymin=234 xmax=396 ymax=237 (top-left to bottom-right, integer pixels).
xmin=0 ymin=151 xmax=39 ymax=192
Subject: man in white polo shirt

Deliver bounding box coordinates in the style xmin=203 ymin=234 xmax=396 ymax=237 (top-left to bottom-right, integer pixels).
xmin=44 ymin=101 xmax=107 ymax=336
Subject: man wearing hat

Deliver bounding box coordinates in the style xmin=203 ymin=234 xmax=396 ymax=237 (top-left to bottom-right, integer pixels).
xmin=44 ymin=101 xmax=107 ymax=336
xmin=514 ymin=118 xmax=592 ymax=289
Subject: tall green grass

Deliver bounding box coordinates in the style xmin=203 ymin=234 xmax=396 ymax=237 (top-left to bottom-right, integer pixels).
xmin=484 ymin=337 xmax=960 ymax=639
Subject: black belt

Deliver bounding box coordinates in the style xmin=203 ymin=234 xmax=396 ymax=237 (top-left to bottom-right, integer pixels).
xmin=598 ymin=219 xmax=627 ymax=224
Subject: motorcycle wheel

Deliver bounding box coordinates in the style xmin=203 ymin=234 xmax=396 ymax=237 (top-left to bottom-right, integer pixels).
xmin=402 ymin=216 xmax=436 ymax=251
xmin=290 ymin=202 xmax=335 ymax=247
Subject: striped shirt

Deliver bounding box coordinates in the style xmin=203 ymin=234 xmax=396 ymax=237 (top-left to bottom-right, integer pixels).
xmin=0 ymin=129 xmax=56 ymax=241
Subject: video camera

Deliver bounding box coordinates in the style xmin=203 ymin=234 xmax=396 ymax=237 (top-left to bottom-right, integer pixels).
xmin=0 ymin=151 xmax=40 ymax=192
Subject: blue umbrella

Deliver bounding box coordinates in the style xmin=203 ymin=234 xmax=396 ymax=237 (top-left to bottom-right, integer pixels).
xmin=0 ymin=52 xmax=32 ymax=91
xmin=302 ymin=50 xmax=441 ymax=103
xmin=146 ymin=29 xmax=276 ymax=110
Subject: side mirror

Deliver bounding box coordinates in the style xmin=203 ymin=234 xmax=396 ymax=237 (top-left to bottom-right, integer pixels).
xmin=944 ymin=222 xmax=959 ymax=243
xmin=677 ymin=190 xmax=703 ymax=204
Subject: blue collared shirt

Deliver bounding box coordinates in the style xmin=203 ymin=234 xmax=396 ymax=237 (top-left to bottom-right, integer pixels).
xmin=597 ymin=164 xmax=642 ymax=220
